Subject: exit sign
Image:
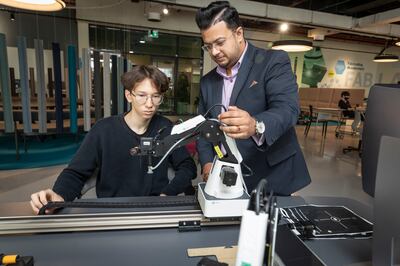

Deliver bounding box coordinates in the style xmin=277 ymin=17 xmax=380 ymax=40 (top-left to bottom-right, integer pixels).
xmin=148 ymin=29 xmax=159 ymax=38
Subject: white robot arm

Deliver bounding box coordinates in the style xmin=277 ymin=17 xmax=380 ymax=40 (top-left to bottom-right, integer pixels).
xmin=131 ymin=115 xmax=250 ymax=217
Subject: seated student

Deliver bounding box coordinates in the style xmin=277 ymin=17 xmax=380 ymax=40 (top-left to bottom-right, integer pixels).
xmin=30 ymin=65 xmax=197 ymax=214
xmin=338 ymin=91 xmax=355 ymax=118
xmin=338 ymin=90 xmax=365 ymax=132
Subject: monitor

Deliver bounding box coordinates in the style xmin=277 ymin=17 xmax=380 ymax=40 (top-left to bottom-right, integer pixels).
xmin=372 ymin=136 xmax=400 ymax=265
xmin=361 ymin=84 xmax=400 ymax=197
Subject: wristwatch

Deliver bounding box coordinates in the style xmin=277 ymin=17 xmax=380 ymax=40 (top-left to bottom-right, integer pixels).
xmin=255 ymin=119 xmax=265 ymax=135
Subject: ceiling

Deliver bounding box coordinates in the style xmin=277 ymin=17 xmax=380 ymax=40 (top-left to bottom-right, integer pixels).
xmin=250 ymin=0 xmax=400 ymax=19
xmin=237 ymin=0 xmax=400 ymax=46
xmin=241 ymin=18 xmax=390 ymax=46
xmin=57 ymin=0 xmax=400 ymax=46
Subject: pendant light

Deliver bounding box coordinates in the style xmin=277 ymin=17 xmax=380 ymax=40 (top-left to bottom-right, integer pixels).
xmin=373 ymin=40 xmax=399 ymax=63
xmin=0 ymin=0 xmax=66 ymax=12
xmin=373 ymin=54 xmax=399 ymax=63
xmin=271 ymin=40 xmax=313 ymax=53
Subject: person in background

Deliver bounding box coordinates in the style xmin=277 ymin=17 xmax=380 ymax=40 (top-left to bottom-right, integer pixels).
xmin=338 ymin=90 xmax=364 ymax=132
xmin=30 ymin=65 xmax=197 ymax=214
xmin=338 ymin=91 xmax=355 ymax=118
xmin=195 ymin=1 xmax=311 ymax=195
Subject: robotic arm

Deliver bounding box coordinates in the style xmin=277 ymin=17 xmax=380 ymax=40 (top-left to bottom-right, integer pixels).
xmin=131 ymin=115 xmax=249 ymax=215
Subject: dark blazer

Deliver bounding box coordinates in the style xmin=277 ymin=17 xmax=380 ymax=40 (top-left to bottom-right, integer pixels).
xmin=197 ymin=43 xmax=311 ymax=195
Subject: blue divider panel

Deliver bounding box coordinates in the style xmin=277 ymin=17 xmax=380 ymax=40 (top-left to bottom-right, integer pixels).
xmin=126 ymin=60 xmax=132 ymax=112
xmin=34 ymin=39 xmax=47 ymax=133
xmin=117 ymin=57 xmax=124 ymax=115
xmin=103 ymin=53 xmax=111 ymax=118
xmin=111 ymin=55 xmax=118 ymax=115
xmin=52 ymin=43 xmax=63 ymax=133
xmin=67 ymin=45 xmax=78 ymax=134
xmin=82 ymin=48 xmax=91 ymax=131
xmin=17 ymin=36 xmax=32 ymax=133
xmin=123 ymin=58 xmax=128 ymax=112
xmin=93 ymin=51 xmax=102 ymax=121
xmin=0 ymin=33 xmax=14 ymax=133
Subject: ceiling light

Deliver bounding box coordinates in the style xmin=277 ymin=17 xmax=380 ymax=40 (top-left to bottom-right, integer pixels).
xmin=162 ymin=6 xmax=169 ymax=15
xmin=0 ymin=0 xmax=66 ymax=11
xmin=279 ymin=23 xmax=289 ymax=32
xmin=139 ymin=40 xmax=145 ymax=44
xmin=271 ymin=40 xmax=313 ymax=52
xmin=129 ymin=50 xmax=134 ymax=54
xmin=395 ymin=41 xmax=400 ymax=47
xmin=10 ymin=12 xmax=15 ymax=21
xmin=373 ymin=54 xmax=399 ymax=63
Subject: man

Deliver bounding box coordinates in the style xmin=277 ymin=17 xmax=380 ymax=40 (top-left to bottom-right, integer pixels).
xmin=30 ymin=66 xmax=197 ymax=214
xmin=338 ymin=90 xmax=363 ymax=132
xmin=195 ymin=1 xmax=311 ymax=195
xmin=338 ymin=91 xmax=355 ymax=118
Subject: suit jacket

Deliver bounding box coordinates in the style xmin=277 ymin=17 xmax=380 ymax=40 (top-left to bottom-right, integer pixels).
xmin=197 ymin=43 xmax=311 ymax=195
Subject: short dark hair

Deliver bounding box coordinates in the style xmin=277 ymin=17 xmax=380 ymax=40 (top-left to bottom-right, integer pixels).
xmin=341 ymin=91 xmax=350 ymax=97
xmin=195 ymin=1 xmax=242 ymax=31
xmin=121 ymin=65 xmax=169 ymax=94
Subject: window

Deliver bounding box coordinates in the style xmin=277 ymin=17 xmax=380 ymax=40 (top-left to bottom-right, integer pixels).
xmin=89 ymin=24 xmax=203 ymax=115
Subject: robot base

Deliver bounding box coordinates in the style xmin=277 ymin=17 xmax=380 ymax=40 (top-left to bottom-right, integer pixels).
xmin=197 ymin=183 xmax=250 ymax=218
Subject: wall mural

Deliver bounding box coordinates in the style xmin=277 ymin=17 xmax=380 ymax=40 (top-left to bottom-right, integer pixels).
xmin=293 ymin=47 xmax=400 ymax=94
xmin=301 ymin=47 xmax=327 ymax=88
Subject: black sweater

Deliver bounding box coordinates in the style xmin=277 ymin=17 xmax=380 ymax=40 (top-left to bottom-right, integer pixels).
xmin=53 ymin=114 xmax=197 ymax=201
xmin=338 ymin=99 xmax=354 ymax=118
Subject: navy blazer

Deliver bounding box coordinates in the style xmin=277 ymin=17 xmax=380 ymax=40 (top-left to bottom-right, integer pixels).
xmin=197 ymin=43 xmax=311 ymax=195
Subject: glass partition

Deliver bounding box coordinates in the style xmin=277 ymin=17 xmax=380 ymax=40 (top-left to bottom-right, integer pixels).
xmin=89 ymin=24 xmax=202 ymax=115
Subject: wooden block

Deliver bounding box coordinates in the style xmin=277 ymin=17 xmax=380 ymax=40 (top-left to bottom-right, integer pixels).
xmin=187 ymin=245 xmax=237 ymax=266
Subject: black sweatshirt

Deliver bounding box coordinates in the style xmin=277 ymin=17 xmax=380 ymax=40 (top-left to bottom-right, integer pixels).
xmin=53 ymin=114 xmax=197 ymax=201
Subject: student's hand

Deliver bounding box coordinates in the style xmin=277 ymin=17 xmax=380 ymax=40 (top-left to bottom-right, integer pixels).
xmin=218 ymin=106 xmax=256 ymax=139
xmin=202 ymin=162 xmax=213 ymax=182
xmin=30 ymin=189 xmax=64 ymax=215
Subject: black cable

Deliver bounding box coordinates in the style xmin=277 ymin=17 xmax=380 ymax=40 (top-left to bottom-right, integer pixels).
xmin=149 ymin=119 xmax=210 ymax=171
xmin=154 ymin=126 xmax=168 ymax=141
xmin=203 ymin=104 xmax=227 ymax=118
xmin=241 ymin=161 xmax=254 ymax=177
xmin=255 ymin=178 xmax=267 ymax=215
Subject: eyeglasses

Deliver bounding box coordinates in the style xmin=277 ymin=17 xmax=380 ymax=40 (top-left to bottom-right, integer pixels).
xmin=130 ymin=92 xmax=163 ymax=106
xmin=201 ymin=31 xmax=236 ymax=52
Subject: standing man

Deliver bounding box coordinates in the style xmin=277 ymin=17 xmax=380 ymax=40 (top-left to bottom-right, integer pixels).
xmin=196 ymin=1 xmax=311 ymax=195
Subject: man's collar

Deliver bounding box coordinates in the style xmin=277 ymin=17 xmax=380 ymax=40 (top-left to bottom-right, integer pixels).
xmin=237 ymin=41 xmax=248 ymax=67
xmin=216 ymin=41 xmax=248 ymax=78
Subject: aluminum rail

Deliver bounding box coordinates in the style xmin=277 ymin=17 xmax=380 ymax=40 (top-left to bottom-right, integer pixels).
xmin=0 ymin=209 xmax=240 ymax=235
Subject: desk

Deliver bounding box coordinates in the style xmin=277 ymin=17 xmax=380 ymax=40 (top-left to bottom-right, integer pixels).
xmin=303 ymin=107 xmax=341 ymax=138
xmin=0 ymin=196 xmax=372 ymax=265
xmin=313 ymin=107 xmax=342 ymax=122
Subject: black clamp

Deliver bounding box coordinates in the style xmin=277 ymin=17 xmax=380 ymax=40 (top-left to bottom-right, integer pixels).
xmin=288 ymin=221 xmax=316 ymax=239
xmin=178 ymin=220 xmax=201 ymax=232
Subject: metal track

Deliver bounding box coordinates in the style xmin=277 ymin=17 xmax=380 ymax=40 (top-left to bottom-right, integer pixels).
xmin=0 ymin=209 xmax=240 ymax=235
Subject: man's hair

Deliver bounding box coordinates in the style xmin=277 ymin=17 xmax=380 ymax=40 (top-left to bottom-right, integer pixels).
xmin=121 ymin=65 xmax=169 ymax=94
xmin=341 ymin=91 xmax=350 ymax=97
xmin=195 ymin=1 xmax=242 ymax=31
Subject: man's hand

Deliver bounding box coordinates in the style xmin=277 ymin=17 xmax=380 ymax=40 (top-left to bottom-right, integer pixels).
xmin=218 ymin=106 xmax=256 ymax=139
xmin=202 ymin=162 xmax=213 ymax=182
xmin=30 ymin=189 xmax=64 ymax=215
